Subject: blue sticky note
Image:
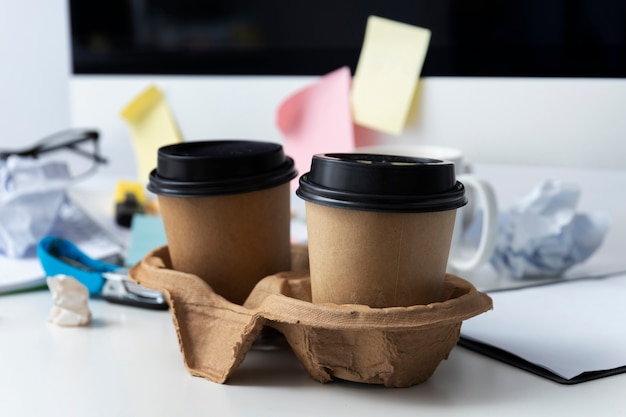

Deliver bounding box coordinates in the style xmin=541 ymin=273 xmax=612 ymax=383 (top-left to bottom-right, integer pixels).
xmin=125 ymin=214 xmax=167 ymax=266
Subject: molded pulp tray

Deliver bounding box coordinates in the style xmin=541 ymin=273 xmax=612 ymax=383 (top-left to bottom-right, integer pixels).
xmin=130 ymin=245 xmax=492 ymax=388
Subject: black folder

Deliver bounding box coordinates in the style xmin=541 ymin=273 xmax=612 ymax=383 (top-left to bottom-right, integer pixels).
xmin=458 ymin=336 xmax=626 ymax=385
xmin=457 ymin=273 xmax=626 ymax=384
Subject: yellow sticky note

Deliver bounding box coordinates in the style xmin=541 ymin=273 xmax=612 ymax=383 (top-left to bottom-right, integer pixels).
xmin=120 ymin=85 xmax=183 ymax=182
xmin=351 ymin=16 xmax=431 ymax=135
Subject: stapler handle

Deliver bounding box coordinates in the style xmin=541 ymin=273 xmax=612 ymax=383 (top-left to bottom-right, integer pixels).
xmin=38 ymin=236 xmax=118 ymax=294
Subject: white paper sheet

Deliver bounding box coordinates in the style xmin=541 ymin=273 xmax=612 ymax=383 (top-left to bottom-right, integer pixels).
xmin=0 ymin=197 xmax=122 ymax=294
xmin=461 ymin=273 xmax=626 ymax=379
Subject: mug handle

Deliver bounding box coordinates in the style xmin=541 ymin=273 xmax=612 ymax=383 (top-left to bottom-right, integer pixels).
xmin=448 ymin=174 xmax=499 ymax=273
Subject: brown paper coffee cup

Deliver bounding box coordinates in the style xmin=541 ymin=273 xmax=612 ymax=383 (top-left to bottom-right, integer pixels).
xmin=148 ymin=140 xmax=297 ymax=305
xmin=306 ymin=202 xmax=456 ymax=307
xmin=297 ymin=153 xmax=466 ymax=308
xmin=158 ymin=184 xmax=292 ymax=305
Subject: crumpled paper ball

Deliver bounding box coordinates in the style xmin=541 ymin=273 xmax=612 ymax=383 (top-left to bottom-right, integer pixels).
xmin=490 ymin=179 xmax=611 ymax=278
xmin=0 ymin=156 xmax=70 ymax=258
xmin=47 ymin=275 xmax=92 ymax=326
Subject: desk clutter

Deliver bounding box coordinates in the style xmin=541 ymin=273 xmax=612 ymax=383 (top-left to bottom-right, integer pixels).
xmin=0 ymin=127 xmax=614 ymax=386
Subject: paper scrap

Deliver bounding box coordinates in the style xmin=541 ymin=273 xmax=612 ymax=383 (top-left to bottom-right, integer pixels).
xmin=121 ymin=85 xmax=183 ymax=183
xmin=0 ymin=156 xmax=70 ymax=258
xmin=276 ymin=66 xmax=354 ymax=186
xmin=490 ymin=180 xmax=611 ymax=278
xmin=47 ymin=275 xmax=92 ymax=327
xmin=351 ymin=16 xmax=431 ymax=135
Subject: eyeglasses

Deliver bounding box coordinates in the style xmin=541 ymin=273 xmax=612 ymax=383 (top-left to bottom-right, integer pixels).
xmin=0 ymin=129 xmax=107 ymax=181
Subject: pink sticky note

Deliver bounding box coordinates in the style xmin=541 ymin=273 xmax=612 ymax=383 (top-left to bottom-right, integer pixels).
xmin=277 ymin=66 xmax=354 ymax=188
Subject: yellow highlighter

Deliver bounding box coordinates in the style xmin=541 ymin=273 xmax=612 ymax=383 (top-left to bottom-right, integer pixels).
xmin=114 ymin=181 xmax=147 ymax=228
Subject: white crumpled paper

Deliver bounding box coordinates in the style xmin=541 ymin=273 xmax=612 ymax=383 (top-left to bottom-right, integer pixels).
xmin=0 ymin=156 xmax=70 ymax=258
xmin=490 ymin=179 xmax=611 ymax=278
xmin=47 ymin=275 xmax=92 ymax=326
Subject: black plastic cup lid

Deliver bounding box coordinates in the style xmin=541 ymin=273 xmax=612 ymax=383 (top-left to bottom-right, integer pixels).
xmin=148 ymin=140 xmax=297 ymax=197
xmin=296 ymin=153 xmax=467 ymax=213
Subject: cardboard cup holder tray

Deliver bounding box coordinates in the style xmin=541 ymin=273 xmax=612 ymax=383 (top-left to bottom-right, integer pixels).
xmin=130 ymin=245 xmax=492 ymax=388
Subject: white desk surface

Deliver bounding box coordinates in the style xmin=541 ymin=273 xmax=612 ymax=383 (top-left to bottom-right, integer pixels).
xmin=1 ymin=164 xmax=625 ymax=417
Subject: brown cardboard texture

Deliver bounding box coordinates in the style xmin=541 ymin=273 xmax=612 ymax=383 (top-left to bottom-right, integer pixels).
xmin=130 ymin=245 xmax=492 ymax=387
xmin=306 ymin=202 xmax=456 ymax=307
xmin=157 ymin=183 xmax=292 ymax=305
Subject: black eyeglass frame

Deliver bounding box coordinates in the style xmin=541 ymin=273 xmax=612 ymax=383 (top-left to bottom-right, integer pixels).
xmin=0 ymin=129 xmax=107 ymax=165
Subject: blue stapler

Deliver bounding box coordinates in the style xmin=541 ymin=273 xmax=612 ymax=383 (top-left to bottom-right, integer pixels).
xmin=38 ymin=236 xmax=167 ymax=310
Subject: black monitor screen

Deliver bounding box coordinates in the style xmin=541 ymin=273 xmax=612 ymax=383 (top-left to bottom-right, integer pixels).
xmin=69 ymin=0 xmax=626 ymax=77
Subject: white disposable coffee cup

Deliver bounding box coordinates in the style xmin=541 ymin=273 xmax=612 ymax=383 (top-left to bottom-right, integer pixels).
xmin=356 ymin=145 xmax=498 ymax=274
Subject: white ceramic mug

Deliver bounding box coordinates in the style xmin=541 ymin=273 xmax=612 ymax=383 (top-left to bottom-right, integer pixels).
xmin=355 ymin=144 xmax=498 ymax=275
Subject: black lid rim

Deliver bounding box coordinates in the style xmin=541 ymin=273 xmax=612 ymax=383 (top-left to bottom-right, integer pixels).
xmin=148 ymin=158 xmax=297 ymax=197
xmin=297 ymin=174 xmax=468 ymax=213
